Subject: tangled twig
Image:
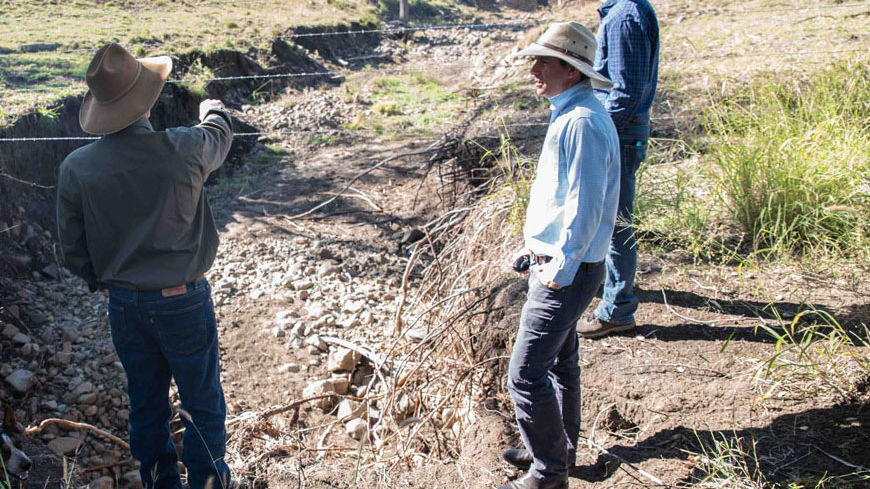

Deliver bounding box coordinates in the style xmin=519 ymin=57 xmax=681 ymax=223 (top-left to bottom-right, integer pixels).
xmin=26 ymin=419 xmax=129 ymax=449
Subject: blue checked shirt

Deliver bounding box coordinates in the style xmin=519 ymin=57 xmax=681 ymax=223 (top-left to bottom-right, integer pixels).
xmin=593 ymin=0 xmax=660 ymax=132
xmin=523 ymin=82 xmax=621 ymax=286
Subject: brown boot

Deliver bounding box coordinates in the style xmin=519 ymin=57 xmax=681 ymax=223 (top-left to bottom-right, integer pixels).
xmin=576 ymin=315 xmax=635 ymax=338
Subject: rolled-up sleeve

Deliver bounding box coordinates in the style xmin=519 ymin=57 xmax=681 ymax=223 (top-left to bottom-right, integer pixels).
xmin=56 ymin=164 xmax=97 ymax=288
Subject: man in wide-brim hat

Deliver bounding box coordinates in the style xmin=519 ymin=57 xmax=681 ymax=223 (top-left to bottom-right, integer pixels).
xmin=57 ymin=42 xmax=234 ymax=489
xmin=498 ymin=22 xmax=620 ymax=489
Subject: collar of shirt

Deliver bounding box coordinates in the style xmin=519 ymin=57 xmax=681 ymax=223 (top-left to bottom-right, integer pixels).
xmin=598 ymin=0 xmax=620 ymax=17
xmin=111 ymin=117 xmax=154 ymax=137
xmin=547 ymin=81 xmax=593 ymax=122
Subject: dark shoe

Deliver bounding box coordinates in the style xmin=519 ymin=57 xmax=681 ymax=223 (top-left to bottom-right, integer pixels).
xmin=503 ymin=448 xmax=533 ymax=469
xmin=497 ymin=472 xmax=568 ymax=489
xmin=503 ymin=448 xmax=577 ymax=470
xmin=577 ymin=315 xmax=635 ymax=338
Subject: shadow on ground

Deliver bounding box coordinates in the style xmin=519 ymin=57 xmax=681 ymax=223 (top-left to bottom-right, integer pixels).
xmin=571 ymin=401 xmax=870 ymax=486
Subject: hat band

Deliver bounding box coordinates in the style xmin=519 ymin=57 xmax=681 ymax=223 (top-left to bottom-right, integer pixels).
xmin=96 ymin=63 xmax=143 ymax=106
xmin=537 ymin=42 xmax=593 ymax=66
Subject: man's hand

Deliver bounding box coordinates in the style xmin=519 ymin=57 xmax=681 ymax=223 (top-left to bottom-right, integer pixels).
xmin=199 ymin=99 xmax=226 ymax=122
xmin=545 ymin=281 xmax=563 ymax=290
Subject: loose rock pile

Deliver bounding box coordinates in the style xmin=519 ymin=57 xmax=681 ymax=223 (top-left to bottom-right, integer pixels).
xmin=1 ymin=261 xmax=140 ymax=486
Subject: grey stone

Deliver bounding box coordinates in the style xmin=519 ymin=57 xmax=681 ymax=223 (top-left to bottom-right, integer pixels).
xmin=88 ymin=475 xmax=114 ymax=489
xmin=5 ymin=369 xmax=35 ymax=393
xmin=77 ymin=392 xmax=98 ymax=405
xmin=327 ymin=347 xmax=360 ymax=372
xmin=122 ymin=469 xmax=143 ymax=489
xmin=304 ymin=334 xmax=327 ymax=352
xmin=330 ymin=376 xmax=350 ymax=395
xmin=71 ymin=381 xmax=95 ymax=396
xmin=11 ymin=332 xmax=30 ymax=345
xmin=277 ymin=363 xmax=300 ymax=373
xmin=337 ymin=399 xmax=363 ymax=420
xmin=1 ymin=323 xmax=20 ymax=338
xmin=303 ymin=380 xmax=337 ymax=410
xmin=346 ymin=418 xmax=368 ymax=440
xmin=61 ymin=324 xmax=80 ymax=342
xmin=48 ymin=436 xmax=82 ymax=456
xmin=344 ymin=300 xmax=366 ymax=314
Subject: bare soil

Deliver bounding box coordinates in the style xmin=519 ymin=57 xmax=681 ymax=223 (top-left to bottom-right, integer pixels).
xmin=2 ymin=1 xmax=869 ymax=488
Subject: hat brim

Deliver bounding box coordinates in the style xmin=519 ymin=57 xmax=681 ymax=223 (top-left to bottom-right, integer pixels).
xmin=515 ymin=44 xmax=612 ymax=90
xmin=80 ymin=56 xmax=172 ymax=135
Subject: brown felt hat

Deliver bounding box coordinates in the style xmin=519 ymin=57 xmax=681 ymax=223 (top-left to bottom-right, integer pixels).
xmin=79 ymin=43 xmax=172 ymax=135
xmin=516 ymin=21 xmax=612 ymax=89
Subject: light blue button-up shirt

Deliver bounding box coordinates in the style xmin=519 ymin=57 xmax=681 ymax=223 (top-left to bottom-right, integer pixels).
xmin=523 ymin=81 xmax=620 ymax=286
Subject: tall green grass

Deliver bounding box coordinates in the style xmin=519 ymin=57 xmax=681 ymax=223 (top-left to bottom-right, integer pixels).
xmin=706 ymin=62 xmax=870 ymax=256
xmin=632 ymin=139 xmax=721 ymax=260
xmin=480 ymin=130 xmax=533 ymax=234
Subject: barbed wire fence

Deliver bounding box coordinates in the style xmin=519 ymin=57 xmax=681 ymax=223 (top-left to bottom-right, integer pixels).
xmin=1 ymin=7 xmax=868 ymax=188
xmin=1 ymin=0 xmax=866 ymax=57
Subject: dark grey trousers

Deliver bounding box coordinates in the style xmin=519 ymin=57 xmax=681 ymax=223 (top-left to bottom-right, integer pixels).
xmin=507 ymin=262 xmax=605 ymax=481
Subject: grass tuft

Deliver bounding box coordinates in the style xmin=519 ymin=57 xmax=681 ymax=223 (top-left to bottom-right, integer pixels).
xmin=481 ymin=128 xmax=533 ymax=234
xmin=705 ymin=62 xmax=870 ymax=256
xmin=753 ymin=306 xmax=869 ymax=402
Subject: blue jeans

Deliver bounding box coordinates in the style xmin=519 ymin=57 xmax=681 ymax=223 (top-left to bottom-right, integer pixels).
xmin=108 ymin=279 xmax=230 ymax=489
xmin=508 ymin=262 xmax=605 ymax=481
xmin=595 ymin=124 xmax=650 ymax=325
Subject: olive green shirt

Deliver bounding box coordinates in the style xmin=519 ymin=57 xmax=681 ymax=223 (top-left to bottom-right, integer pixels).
xmin=56 ymin=112 xmax=233 ymax=290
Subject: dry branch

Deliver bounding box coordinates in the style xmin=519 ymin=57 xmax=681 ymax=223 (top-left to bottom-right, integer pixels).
xmin=257 ymin=394 xmax=341 ymax=421
xmin=0 ymin=171 xmax=55 ymax=189
xmin=394 ymin=242 xmax=422 ymax=336
xmin=26 ymin=419 xmax=129 ymax=449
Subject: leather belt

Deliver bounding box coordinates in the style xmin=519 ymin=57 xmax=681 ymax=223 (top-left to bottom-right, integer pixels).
xmin=161 ymin=274 xmax=206 ymax=297
xmin=529 ymin=252 xmax=604 ymax=271
xmin=529 ymin=251 xmax=551 ymax=265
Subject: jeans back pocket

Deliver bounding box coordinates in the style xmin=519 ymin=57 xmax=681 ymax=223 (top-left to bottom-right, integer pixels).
xmin=148 ymin=297 xmax=212 ymax=355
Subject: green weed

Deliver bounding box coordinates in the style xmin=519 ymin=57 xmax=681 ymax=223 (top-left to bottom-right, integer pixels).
xmin=687 ymin=432 xmax=768 ymax=489
xmin=36 ymin=104 xmax=61 ymax=129
xmin=251 ymin=144 xmax=290 ymax=165
xmin=374 ymin=101 xmax=402 ymax=116
xmin=705 ymin=61 xmax=870 ymax=257
xmin=479 ymin=126 xmax=534 ymax=234
xmin=632 ymin=139 xmax=719 ymax=260
xmin=1 ymin=453 xmax=12 ymax=489
xmin=786 ymin=472 xmax=870 ymax=489
xmin=350 ymin=73 xmax=463 ymax=134
xmin=0 ymin=53 xmax=89 ymax=86
xmin=375 ymin=0 xmax=460 ymax=22
xmin=178 ymin=58 xmax=215 ymax=98
xmin=686 ymin=432 xmax=870 ymax=488
xmin=308 ymin=134 xmax=338 ymax=145
xmin=753 ymin=306 xmax=869 ymax=401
